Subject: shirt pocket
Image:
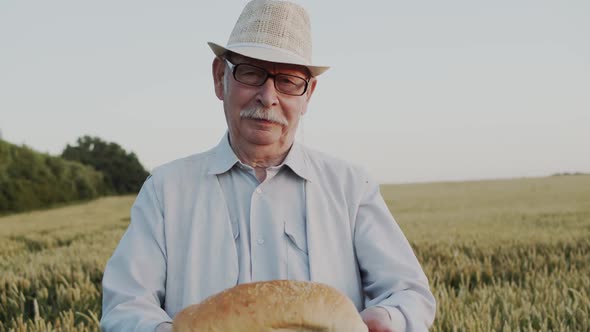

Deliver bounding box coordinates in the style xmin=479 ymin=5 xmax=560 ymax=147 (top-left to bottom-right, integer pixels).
xmin=284 ymin=219 xmax=309 ymax=279
xmin=284 ymin=219 xmax=307 ymax=253
xmin=231 ymin=218 xmax=240 ymax=240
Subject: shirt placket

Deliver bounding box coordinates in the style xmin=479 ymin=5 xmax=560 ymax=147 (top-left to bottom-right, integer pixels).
xmin=249 ymin=167 xmax=283 ymax=281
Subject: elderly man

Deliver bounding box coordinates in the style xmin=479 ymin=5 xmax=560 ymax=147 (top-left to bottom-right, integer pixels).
xmin=100 ymin=0 xmax=436 ymax=331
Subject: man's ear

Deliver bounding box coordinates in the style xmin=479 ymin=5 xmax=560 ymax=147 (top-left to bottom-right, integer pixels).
xmin=212 ymin=57 xmax=226 ymax=100
xmin=300 ymin=78 xmax=317 ymax=116
xmin=304 ymin=78 xmax=317 ymax=103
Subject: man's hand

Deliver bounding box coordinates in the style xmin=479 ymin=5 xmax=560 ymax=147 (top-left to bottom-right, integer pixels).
xmin=360 ymin=306 xmax=394 ymax=332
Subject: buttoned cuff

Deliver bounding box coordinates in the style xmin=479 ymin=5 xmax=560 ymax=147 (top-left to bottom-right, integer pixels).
xmin=375 ymin=305 xmax=407 ymax=332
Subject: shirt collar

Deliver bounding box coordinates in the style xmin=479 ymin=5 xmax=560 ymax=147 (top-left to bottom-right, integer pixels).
xmin=282 ymin=141 xmax=311 ymax=181
xmin=208 ymin=133 xmax=311 ymax=181
xmin=208 ymin=133 xmax=240 ymax=175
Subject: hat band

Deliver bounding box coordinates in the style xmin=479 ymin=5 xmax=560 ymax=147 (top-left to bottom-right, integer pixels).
xmin=226 ymin=42 xmax=310 ymax=66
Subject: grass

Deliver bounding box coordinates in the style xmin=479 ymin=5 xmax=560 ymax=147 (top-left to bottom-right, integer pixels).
xmin=1 ymin=175 xmax=588 ymax=331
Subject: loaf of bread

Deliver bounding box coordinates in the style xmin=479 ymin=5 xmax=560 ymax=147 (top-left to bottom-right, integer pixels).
xmin=172 ymin=280 xmax=368 ymax=332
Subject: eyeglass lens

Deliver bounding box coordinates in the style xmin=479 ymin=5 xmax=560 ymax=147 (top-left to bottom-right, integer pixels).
xmin=231 ymin=63 xmax=308 ymax=96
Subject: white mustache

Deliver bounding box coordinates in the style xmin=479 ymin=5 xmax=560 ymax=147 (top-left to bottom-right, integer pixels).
xmin=240 ymin=106 xmax=288 ymax=126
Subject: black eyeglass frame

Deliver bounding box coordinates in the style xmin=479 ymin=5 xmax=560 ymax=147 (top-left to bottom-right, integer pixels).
xmin=224 ymin=58 xmax=310 ymax=96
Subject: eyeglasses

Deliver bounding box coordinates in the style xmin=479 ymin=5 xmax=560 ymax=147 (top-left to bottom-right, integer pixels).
xmin=224 ymin=59 xmax=309 ymax=96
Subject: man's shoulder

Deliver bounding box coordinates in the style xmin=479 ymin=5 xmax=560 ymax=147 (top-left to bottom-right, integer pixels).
xmin=150 ymin=148 xmax=214 ymax=181
xmin=298 ymin=145 xmax=377 ymax=204
xmin=299 ymin=144 xmax=370 ymax=181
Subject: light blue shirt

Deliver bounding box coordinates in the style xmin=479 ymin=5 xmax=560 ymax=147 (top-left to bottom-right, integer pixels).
xmin=101 ymin=134 xmax=436 ymax=332
xmin=214 ymin=135 xmax=310 ymax=282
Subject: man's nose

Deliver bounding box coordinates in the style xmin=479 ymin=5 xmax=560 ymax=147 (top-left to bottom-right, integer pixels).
xmin=256 ymin=77 xmax=279 ymax=107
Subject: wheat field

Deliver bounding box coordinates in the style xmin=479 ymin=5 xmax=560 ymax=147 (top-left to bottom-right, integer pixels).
xmin=1 ymin=175 xmax=589 ymax=331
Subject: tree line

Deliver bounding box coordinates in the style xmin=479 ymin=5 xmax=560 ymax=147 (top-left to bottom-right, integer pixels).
xmin=0 ymin=136 xmax=149 ymax=214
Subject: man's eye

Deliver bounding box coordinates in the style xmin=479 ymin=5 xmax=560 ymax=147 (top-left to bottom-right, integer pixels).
xmin=242 ymin=71 xmax=262 ymax=77
xmin=278 ymin=76 xmax=299 ymax=86
xmin=237 ymin=66 xmax=265 ymax=79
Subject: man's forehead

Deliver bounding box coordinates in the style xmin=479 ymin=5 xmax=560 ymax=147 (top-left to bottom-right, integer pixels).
xmin=225 ymin=52 xmax=311 ymax=77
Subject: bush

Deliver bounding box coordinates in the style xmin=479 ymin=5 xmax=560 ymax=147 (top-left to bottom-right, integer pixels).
xmin=0 ymin=140 xmax=107 ymax=214
xmin=61 ymin=136 xmax=149 ymax=194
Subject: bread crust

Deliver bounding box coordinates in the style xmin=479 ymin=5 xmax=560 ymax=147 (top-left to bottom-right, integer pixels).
xmin=172 ymin=280 xmax=368 ymax=332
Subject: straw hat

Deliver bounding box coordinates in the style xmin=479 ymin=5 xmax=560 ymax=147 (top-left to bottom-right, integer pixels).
xmin=208 ymin=0 xmax=329 ymax=76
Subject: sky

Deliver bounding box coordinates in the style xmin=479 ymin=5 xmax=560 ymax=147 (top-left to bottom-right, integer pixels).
xmin=1 ymin=0 xmax=589 ymax=184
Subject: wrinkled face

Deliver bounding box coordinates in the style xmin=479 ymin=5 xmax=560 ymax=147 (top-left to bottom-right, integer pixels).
xmin=212 ymin=53 xmax=317 ymax=150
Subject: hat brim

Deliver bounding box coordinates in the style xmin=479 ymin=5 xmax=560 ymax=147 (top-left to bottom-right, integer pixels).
xmin=208 ymin=42 xmax=329 ymax=77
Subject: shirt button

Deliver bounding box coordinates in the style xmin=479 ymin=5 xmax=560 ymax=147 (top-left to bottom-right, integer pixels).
xmin=257 ymin=239 xmax=264 ymax=245
xmin=255 ymin=188 xmax=262 ymax=194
